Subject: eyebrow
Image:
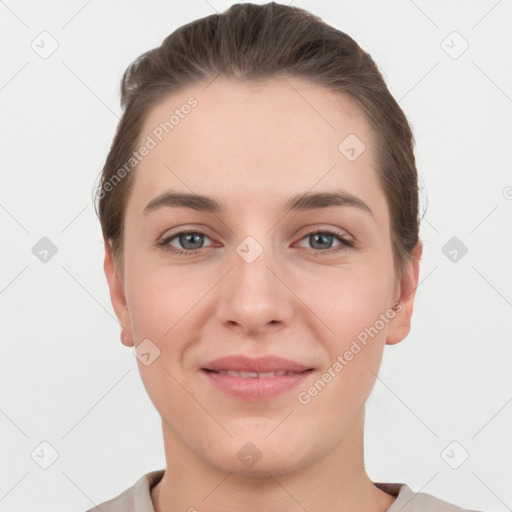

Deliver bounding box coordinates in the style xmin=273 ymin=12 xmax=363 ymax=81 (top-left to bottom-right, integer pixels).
xmin=143 ymin=189 xmax=373 ymax=217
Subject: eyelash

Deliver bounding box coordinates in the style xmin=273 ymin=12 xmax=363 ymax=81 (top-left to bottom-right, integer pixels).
xmin=157 ymin=227 xmax=355 ymax=257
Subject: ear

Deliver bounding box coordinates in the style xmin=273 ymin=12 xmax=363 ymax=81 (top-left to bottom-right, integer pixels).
xmin=103 ymin=239 xmax=134 ymax=347
xmin=386 ymin=243 xmax=423 ymax=345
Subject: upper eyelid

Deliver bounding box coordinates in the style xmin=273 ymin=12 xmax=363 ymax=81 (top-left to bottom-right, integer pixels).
xmin=296 ymin=225 xmax=351 ymax=238
xmin=161 ymin=228 xmax=214 ymax=242
xmin=161 ymin=226 xmax=349 ymax=238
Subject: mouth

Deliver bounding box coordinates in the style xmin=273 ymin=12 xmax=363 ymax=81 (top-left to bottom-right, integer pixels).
xmin=202 ymin=354 xmax=313 ymax=373
xmin=200 ymin=356 xmax=314 ymax=400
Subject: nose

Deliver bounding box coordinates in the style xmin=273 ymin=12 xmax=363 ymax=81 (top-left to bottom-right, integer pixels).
xmin=214 ymin=239 xmax=295 ymax=337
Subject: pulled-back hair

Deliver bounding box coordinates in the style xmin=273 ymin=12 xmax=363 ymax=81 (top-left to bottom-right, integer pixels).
xmin=94 ymin=2 xmax=420 ymax=277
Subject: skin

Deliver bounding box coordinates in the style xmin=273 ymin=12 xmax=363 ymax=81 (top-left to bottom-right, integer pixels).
xmin=104 ymin=76 xmax=422 ymax=512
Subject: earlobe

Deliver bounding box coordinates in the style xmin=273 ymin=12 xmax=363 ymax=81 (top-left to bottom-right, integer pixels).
xmin=386 ymin=243 xmax=423 ymax=346
xmin=103 ymin=239 xmax=134 ymax=347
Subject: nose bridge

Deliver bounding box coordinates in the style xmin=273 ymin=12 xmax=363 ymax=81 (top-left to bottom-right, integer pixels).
xmin=215 ymin=232 xmax=294 ymax=333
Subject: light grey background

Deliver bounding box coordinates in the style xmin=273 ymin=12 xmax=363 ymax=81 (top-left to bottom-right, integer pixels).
xmin=1 ymin=1 xmax=511 ymax=511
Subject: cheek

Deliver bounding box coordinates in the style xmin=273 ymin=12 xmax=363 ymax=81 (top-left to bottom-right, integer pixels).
xmin=125 ymin=263 xmax=205 ymax=339
xmin=295 ymin=271 xmax=392 ymax=417
xmin=303 ymin=264 xmax=395 ymax=345
xmin=124 ymin=268 xmax=204 ymax=415
xmin=124 ymin=265 xmax=216 ymax=402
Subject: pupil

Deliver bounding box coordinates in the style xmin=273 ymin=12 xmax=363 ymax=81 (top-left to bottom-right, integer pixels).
xmin=181 ymin=233 xmax=202 ymax=249
xmin=311 ymin=233 xmax=332 ymax=249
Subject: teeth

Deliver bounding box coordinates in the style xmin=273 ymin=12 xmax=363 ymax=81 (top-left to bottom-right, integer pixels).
xmin=239 ymin=371 xmax=259 ymax=378
xmin=259 ymin=371 xmax=277 ymax=378
xmin=213 ymin=370 xmax=297 ymax=378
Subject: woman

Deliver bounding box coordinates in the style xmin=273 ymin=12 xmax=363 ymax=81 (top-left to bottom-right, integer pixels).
xmin=92 ymin=3 xmax=483 ymax=511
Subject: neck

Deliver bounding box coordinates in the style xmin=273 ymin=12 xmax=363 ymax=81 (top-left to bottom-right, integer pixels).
xmin=151 ymin=412 xmax=396 ymax=512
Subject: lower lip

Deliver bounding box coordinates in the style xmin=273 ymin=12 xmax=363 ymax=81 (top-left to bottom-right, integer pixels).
xmin=202 ymin=370 xmax=313 ymax=401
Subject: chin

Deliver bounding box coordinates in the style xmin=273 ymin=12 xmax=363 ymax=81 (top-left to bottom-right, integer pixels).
xmin=203 ymin=435 xmax=312 ymax=478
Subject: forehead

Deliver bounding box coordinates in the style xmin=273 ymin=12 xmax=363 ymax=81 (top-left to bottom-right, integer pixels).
xmin=129 ymin=77 xmax=384 ymax=214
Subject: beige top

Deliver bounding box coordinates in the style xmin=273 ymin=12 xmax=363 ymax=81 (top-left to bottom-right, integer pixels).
xmin=86 ymin=469 xmax=483 ymax=512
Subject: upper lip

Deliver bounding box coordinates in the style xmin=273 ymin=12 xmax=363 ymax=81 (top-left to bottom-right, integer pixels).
xmin=202 ymin=355 xmax=312 ymax=373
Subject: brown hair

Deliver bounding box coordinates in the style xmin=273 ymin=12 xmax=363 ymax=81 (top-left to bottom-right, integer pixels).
xmin=94 ymin=1 xmax=420 ymax=277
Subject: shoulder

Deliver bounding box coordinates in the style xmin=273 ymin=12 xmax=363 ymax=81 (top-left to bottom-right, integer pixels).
xmin=375 ymin=482 xmax=486 ymax=512
xmin=85 ymin=469 xmax=165 ymax=512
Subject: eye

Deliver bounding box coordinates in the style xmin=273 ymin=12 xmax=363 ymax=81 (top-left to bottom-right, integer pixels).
xmin=159 ymin=230 xmax=214 ymax=255
xmin=157 ymin=227 xmax=354 ymax=257
xmin=296 ymin=228 xmax=354 ymax=253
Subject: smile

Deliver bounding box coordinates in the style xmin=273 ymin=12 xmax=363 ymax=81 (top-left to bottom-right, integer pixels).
xmin=202 ymin=368 xmax=314 ymax=401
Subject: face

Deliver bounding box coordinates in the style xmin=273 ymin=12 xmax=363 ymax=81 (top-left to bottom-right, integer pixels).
xmin=105 ymin=77 xmax=420 ymax=476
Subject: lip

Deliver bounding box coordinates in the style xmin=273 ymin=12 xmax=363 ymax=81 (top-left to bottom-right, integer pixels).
xmin=203 ymin=355 xmax=312 ymax=373
xmin=201 ymin=355 xmax=314 ymax=401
